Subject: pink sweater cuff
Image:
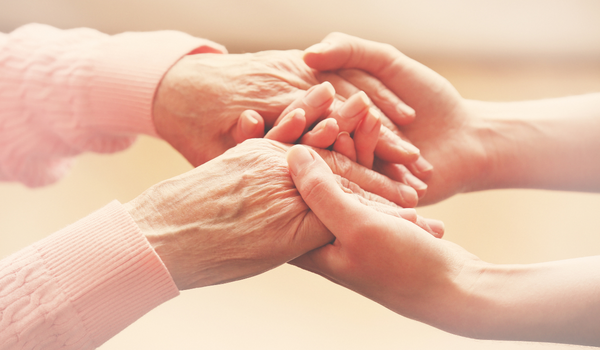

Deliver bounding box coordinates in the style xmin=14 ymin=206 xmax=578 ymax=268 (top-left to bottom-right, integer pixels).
xmin=89 ymin=30 xmax=227 ymax=138
xmin=34 ymin=200 xmax=179 ymax=347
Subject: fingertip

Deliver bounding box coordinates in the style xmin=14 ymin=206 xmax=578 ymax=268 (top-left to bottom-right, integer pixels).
xmin=304 ymin=82 xmax=336 ymax=108
xmin=300 ymin=118 xmax=339 ymax=148
xmin=333 ymin=132 xmax=357 ymax=162
xmin=303 ymin=43 xmax=332 ymax=69
xmin=356 ymin=110 xmax=381 ymax=139
xmin=399 ymin=185 xmax=419 ymax=208
xmin=286 ymin=145 xmax=315 ymax=177
xmin=397 ymin=208 xmax=418 ymax=223
xmin=235 ymin=110 xmax=265 ymax=143
xmin=405 ymin=174 xmax=428 ymax=198
xmin=265 ymin=108 xmax=307 ymax=143
xmin=409 ymin=156 xmax=434 ymax=179
xmin=305 ymin=42 xmax=331 ymax=56
xmin=425 ymin=218 xmax=445 ymax=238
xmin=240 ymin=110 xmax=261 ymax=136
xmin=392 ymin=103 xmax=417 ymax=126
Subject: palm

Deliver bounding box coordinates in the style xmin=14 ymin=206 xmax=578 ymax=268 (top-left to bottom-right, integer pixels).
xmin=399 ymin=82 xmax=485 ymax=205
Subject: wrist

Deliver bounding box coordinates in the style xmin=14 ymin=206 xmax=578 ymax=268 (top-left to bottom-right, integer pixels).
xmin=462 ymin=99 xmax=532 ymax=192
xmin=124 ymin=192 xmax=190 ymax=290
xmin=427 ymin=255 xmax=494 ymax=338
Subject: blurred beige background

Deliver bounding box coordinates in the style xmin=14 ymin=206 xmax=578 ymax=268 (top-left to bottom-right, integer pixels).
xmin=1 ymin=0 xmax=600 ymax=349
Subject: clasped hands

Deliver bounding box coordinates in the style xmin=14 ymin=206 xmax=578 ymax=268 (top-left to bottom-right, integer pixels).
xmin=126 ymin=32 xmax=488 ymax=338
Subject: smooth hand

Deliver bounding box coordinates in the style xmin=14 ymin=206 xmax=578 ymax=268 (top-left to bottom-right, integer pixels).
xmin=304 ymin=33 xmax=490 ymax=205
xmin=286 ymin=145 xmax=482 ymax=336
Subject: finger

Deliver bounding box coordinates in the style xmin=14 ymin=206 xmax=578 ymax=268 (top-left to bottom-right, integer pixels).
xmin=335 ymin=174 xmax=396 ymax=207
xmin=406 ymin=156 xmax=435 ymax=180
xmin=275 ymin=82 xmax=336 ymax=131
xmin=299 ymin=118 xmax=339 ymax=149
xmin=304 ymin=32 xmax=397 ymax=73
xmin=304 ymin=32 xmax=414 ymax=91
xmin=373 ymin=115 xmax=433 ymax=177
xmin=375 ymin=160 xmax=428 ymax=198
xmin=338 ymin=69 xmax=415 ymax=126
xmin=313 ymin=147 xmax=419 ymax=208
xmin=233 ymin=110 xmax=266 ymax=143
xmin=317 ymin=73 xmax=421 ymax=168
xmin=265 ymin=108 xmax=307 ymax=143
xmin=353 ymin=110 xmax=381 ymax=169
xmin=304 ymin=33 xmax=442 ymax=108
xmin=375 ymin=125 xmax=420 ymax=164
xmin=286 ymin=145 xmax=377 ymax=239
xmin=325 ymin=91 xmax=370 ymax=133
xmin=424 ymin=218 xmax=445 ymax=238
xmin=332 ymin=132 xmax=357 ymax=162
xmin=339 ymin=178 xmax=436 ymax=235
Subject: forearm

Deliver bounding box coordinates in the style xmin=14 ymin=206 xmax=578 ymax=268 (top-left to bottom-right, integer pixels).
xmin=0 ymin=201 xmax=178 ymax=349
xmin=0 ymin=24 xmax=224 ymax=187
xmin=470 ymin=93 xmax=600 ymax=192
xmin=454 ymin=256 xmax=600 ymax=346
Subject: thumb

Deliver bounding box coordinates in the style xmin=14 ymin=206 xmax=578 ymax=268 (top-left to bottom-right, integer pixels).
xmin=303 ymin=32 xmax=398 ymax=75
xmin=233 ymin=110 xmax=265 ymax=143
xmin=286 ymin=145 xmax=371 ymax=237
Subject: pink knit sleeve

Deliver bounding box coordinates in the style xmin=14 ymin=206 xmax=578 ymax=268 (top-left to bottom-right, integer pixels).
xmin=0 ymin=201 xmax=180 ymax=349
xmin=0 ymin=24 xmax=226 ymax=187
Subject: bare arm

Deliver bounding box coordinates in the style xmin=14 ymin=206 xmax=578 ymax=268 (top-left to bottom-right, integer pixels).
xmin=287 ymin=145 xmax=600 ymax=347
xmin=470 ymin=94 xmax=600 ymax=192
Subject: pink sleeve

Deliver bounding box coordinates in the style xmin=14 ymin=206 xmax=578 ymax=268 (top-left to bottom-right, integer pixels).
xmin=0 ymin=201 xmax=180 ymax=349
xmin=0 ymin=23 xmax=226 ymax=187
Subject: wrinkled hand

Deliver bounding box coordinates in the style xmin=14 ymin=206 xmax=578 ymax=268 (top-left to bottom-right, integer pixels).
xmin=152 ymin=50 xmax=421 ymax=170
xmin=304 ymin=33 xmax=490 ymax=205
xmin=124 ymin=138 xmax=425 ymax=290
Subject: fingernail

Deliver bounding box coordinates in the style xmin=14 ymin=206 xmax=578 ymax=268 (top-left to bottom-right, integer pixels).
xmin=336 ymin=131 xmax=351 ymax=142
xmin=339 ymin=91 xmax=370 ymax=120
xmin=406 ymin=173 xmax=428 ymax=193
xmin=282 ymin=108 xmax=305 ymax=125
xmin=400 ymin=185 xmax=418 ymax=208
xmin=287 ymin=146 xmax=314 ymax=176
xmin=305 ymin=42 xmax=330 ymax=55
xmin=397 ymin=104 xmax=416 ymax=119
xmin=359 ymin=110 xmax=380 ymax=133
xmin=403 ymin=142 xmax=420 ymax=156
xmin=312 ymin=118 xmax=337 ymax=133
xmin=425 ymin=219 xmax=445 ymax=237
xmin=304 ymin=82 xmax=335 ymax=108
xmin=241 ymin=113 xmax=259 ymax=137
xmin=397 ymin=208 xmax=417 ymax=222
xmin=414 ymin=156 xmax=433 ymax=174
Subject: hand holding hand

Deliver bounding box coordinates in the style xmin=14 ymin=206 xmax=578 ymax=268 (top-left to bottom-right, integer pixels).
xmin=286 ymin=144 xmax=478 ymax=334
xmin=153 ymin=50 xmax=423 ymax=176
xmin=124 ymin=135 xmax=424 ymax=290
xmin=303 ymin=33 xmax=490 ymax=205
xmin=239 ymin=82 xmax=428 ymax=206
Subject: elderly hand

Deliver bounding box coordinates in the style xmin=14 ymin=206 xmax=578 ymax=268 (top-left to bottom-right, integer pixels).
xmin=124 ymin=136 xmax=427 ymax=290
xmin=152 ymin=50 xmax=422 ymax=171
xmin=303 ymin=33 xmax=490 ymax=205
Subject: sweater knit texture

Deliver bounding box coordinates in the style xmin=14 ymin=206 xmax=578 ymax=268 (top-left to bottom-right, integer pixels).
xmin=0 ymin=24 xmax=226 ymax=349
